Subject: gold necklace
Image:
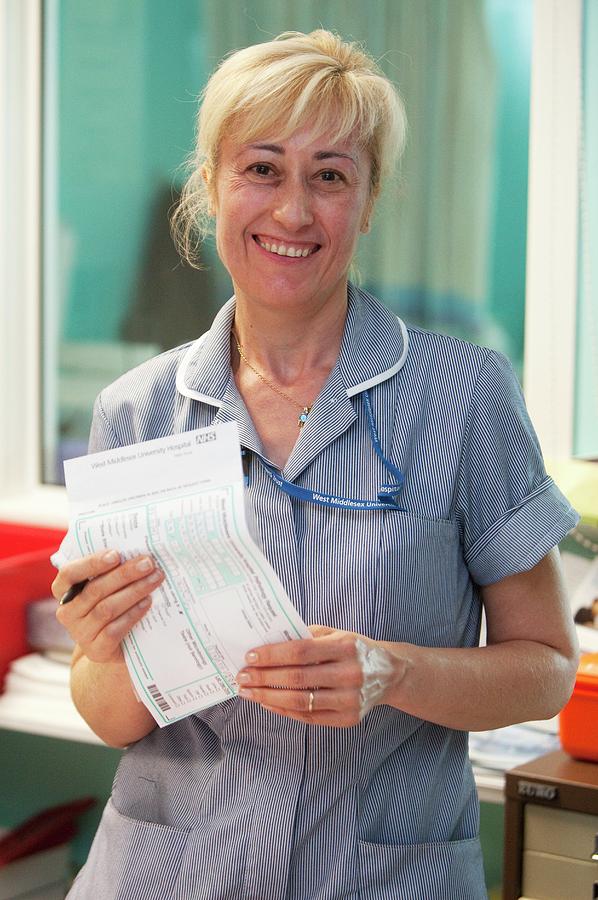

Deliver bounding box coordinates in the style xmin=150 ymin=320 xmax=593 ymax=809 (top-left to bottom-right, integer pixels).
xmin=234 ymin=335 xmax=313 ymax=428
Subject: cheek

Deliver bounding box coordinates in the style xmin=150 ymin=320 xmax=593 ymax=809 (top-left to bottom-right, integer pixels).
xmin=336 ymin=213 xmax=367 ymax=255
xmin=214 ymin=186 xmax=262 ymax=242
xmin=214 ymin=197 xmax=239 ymax=245
xmin=213 ymin=215 xmax=235 ymax=268
xmin=330 ymin=194 xmax=370 ymax=250
xmin=214 ymin=209 xmax=253 ymax=271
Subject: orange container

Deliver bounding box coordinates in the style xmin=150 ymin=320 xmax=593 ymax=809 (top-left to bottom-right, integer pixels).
xmin=0 ymin=521 xmax=66 ymax=691
xmin=559 ymin=653 xmax=598 ymax=763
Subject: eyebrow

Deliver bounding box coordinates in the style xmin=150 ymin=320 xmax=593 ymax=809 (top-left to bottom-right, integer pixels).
xmin=247 ymin=143 xmax=357 ymax=165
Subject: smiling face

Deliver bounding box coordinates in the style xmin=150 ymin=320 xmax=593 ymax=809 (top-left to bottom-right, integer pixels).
xmin=207 ymin=123 xmax=373 ymax=319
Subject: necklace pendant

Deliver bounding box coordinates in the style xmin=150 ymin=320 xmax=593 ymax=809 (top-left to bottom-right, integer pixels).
xmin=298 ymin=406 xmax=311 ymax=428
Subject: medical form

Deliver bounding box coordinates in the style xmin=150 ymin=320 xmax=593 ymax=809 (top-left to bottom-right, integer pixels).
xmin=54 ymin=422 xmax=310 ymax=726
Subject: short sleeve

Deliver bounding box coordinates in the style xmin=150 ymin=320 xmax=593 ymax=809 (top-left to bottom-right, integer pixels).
xmin=453 ymin=350 xmax=578 ymax=586
xmin=88 ymin=392 xmax=123 ymax=453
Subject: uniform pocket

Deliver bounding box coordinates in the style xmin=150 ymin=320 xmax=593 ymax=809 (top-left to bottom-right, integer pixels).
xmin=358 ymin=836 xmax=486 ymax=900
xmin=373 ymin=512 xmax=471 ymax=647
xmin=67 ymin=798 xmax=189 ymax=900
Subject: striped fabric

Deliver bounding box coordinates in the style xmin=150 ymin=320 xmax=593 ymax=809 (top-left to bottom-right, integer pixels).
xmin=67 ymin=284 xmax=577 ymax=900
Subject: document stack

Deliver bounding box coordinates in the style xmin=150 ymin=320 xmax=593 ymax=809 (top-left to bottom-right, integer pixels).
xmin=0 ymin=598 xmax=97 ymax=743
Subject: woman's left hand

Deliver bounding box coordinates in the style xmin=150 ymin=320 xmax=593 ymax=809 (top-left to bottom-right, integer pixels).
xmin=236 ymin=625 xmax=401 ymax=727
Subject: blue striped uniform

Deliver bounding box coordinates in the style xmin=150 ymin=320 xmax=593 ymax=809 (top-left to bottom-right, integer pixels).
xmin=67 ymin=284 xmax=577 ymax=899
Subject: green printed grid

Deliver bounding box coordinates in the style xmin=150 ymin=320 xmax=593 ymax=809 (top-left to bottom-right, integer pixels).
xmin=75 ymin=486 xmax=301 ymax=636
xmin=72 ymin=482 xmax=304 ymax=719
xmin=143 ymin=497 xmax=236 ymax=698
xmin=72 ymin=488 xmax=240 ymax=716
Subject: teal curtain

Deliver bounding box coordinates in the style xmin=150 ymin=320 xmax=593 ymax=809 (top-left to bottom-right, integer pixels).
xmin=47 ymin=0 xmax=532 ymax=482
xmin=54 ymin=0 xmax=529 ymax=355
xmin=203 ymin=0 xmax=503 ymax=347
xmin=574 ymin=0 xmax=598 ymax=459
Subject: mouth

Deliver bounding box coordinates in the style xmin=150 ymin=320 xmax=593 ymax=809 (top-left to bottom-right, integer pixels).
xmin=253 ymin=235 xmax=320 ymax=258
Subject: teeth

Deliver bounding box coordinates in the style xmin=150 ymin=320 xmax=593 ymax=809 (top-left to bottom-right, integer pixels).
xmin=257 ymin=239 xmax=314 ymax=258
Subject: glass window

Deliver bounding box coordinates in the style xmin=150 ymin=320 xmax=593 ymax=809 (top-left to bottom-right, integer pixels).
xmin=42 ymin=0 xmax=533 ymax=484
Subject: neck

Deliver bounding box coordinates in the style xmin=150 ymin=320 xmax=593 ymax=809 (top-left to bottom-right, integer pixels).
xmin=232 ymin=289 xmax=347 ymax=385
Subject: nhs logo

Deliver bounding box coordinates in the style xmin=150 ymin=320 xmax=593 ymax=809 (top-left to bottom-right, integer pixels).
xmin=195 ymin=430 xmax=217 ymax=444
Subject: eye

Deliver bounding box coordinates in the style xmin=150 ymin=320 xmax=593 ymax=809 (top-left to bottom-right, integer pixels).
xmin=249 ymin=163 xmax=274 ymax=177
xmin=317 ymin=170 xmax=345 ymax=185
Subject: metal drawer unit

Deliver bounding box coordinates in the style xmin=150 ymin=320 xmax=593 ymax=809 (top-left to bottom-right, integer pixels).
xmin=504 ymin=750 xmax=598 ymax=899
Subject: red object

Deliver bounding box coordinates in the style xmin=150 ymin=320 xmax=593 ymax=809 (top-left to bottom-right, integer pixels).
xmin=559 ymin=652 xmax=598 ymax=763
xmin=0 ymin=796 xmax=95 ymax=865
xmin=0 ymin=521 xmax=66 ymax=691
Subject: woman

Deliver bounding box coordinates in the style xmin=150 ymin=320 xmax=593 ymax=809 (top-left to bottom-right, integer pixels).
xmin=53 ymin=30 xmax=578 ymax=899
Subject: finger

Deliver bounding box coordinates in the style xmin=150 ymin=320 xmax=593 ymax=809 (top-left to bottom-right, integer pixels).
xmin=56 ymin=555 xmax=162 ymax=620
xmin=52 ymin=549 xmax=122 ymax=600
xmin=58 ymin=568 xmax=164 ymax=645
xmin=238 ymin=685 xmax=357 ymax=714
xmin=237 ymin=660 xmax=362 ymax=691
xmin=308 ymin=624 xmax=337 ymax=638
xmin=245 ymin=632 xmax=356 ymax=668
xmin=84 ymin=596 xmax=154 ymax=662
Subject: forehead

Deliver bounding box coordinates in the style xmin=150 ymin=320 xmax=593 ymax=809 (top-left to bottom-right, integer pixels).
xmin=221 ymin=121 xmax=367 ymax=164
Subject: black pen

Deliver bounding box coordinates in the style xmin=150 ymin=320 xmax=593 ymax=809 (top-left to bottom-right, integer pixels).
xmin=59 ymin=579 xmax=89 ymax=606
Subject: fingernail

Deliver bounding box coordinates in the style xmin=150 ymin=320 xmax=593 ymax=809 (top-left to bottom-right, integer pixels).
xmin=147 ymin=570 xmax=162 ymax=583
xmin=237 ymin=672 xmax=251 ymax=684
xmin=136 ymin=557 xmax=153 ymax=572
xmin=138 ymin=597 xmax=152 ymax=610
xmin=239 ymin=688 xmax=254 ymax=699
xmin=103 ymin=550 xmax=119 ymax=564
xmin=245 ymin=651 xmax=258 ymax=664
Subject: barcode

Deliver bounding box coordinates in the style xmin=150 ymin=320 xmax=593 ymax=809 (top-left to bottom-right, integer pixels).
xmin=147 ymin=683 xmax=171 ymax=713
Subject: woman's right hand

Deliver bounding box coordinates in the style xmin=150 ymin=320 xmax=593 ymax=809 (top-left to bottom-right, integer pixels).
xmin=53 ymin=550 xmax=165 ymax=665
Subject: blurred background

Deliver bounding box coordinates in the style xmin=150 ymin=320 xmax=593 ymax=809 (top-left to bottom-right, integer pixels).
xmin=0 ymin=2 xmax=597 ymax=897
xmin=1 ymin=0 xmax=595 ymax=492
xmin=38 ymin=0 xmax=544 ymax=480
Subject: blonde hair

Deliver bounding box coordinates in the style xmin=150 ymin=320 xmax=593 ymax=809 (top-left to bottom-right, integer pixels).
xmin=172 ymin=30 xmax=407 ymax=266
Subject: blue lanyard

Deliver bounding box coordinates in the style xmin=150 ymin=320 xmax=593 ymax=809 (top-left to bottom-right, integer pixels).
xmin=248 ymin=390 xmax=405 ymax=512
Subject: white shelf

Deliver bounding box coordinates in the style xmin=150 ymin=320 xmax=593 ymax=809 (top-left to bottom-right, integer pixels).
xmin=473 ymin=767 xmax=505 ymax=804
xmin=0 ymin=654 xmax=104 ymax=745
xmin=0 ymin=653 xmax=524 ymax=802
xmin=0 ymin=690 xmax=508 ymax=801
xmin=0 ymin=693 xmax=103 ymax=745
xmin=0 ymin=704 xmax=505 ymax=799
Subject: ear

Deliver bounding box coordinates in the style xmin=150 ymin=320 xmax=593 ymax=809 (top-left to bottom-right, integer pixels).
xmin=201 ymin=164 xmax=217 ymax=216
xmin=360 ymin=196 xmax=374 ymax=234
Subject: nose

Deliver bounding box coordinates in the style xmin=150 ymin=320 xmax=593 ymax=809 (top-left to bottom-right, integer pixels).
xmin=272 ymin=179 xmax=314 ymax=231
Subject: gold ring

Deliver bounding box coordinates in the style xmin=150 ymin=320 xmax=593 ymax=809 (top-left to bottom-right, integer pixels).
xmin=308 ymin=690 xmax=315 ymax=714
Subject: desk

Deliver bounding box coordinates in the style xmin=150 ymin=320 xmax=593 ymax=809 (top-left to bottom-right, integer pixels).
xmin=504 ymin=750 xmax=598 ymax=899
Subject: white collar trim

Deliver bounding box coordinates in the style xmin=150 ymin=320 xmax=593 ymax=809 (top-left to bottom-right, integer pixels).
xmin=175 ymin=333 xmax=221 ymax=406
xmin=175 ymin=317 xmax=409 ymax=405
xmin=345 ymin=317 xmax=409 ymax=397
